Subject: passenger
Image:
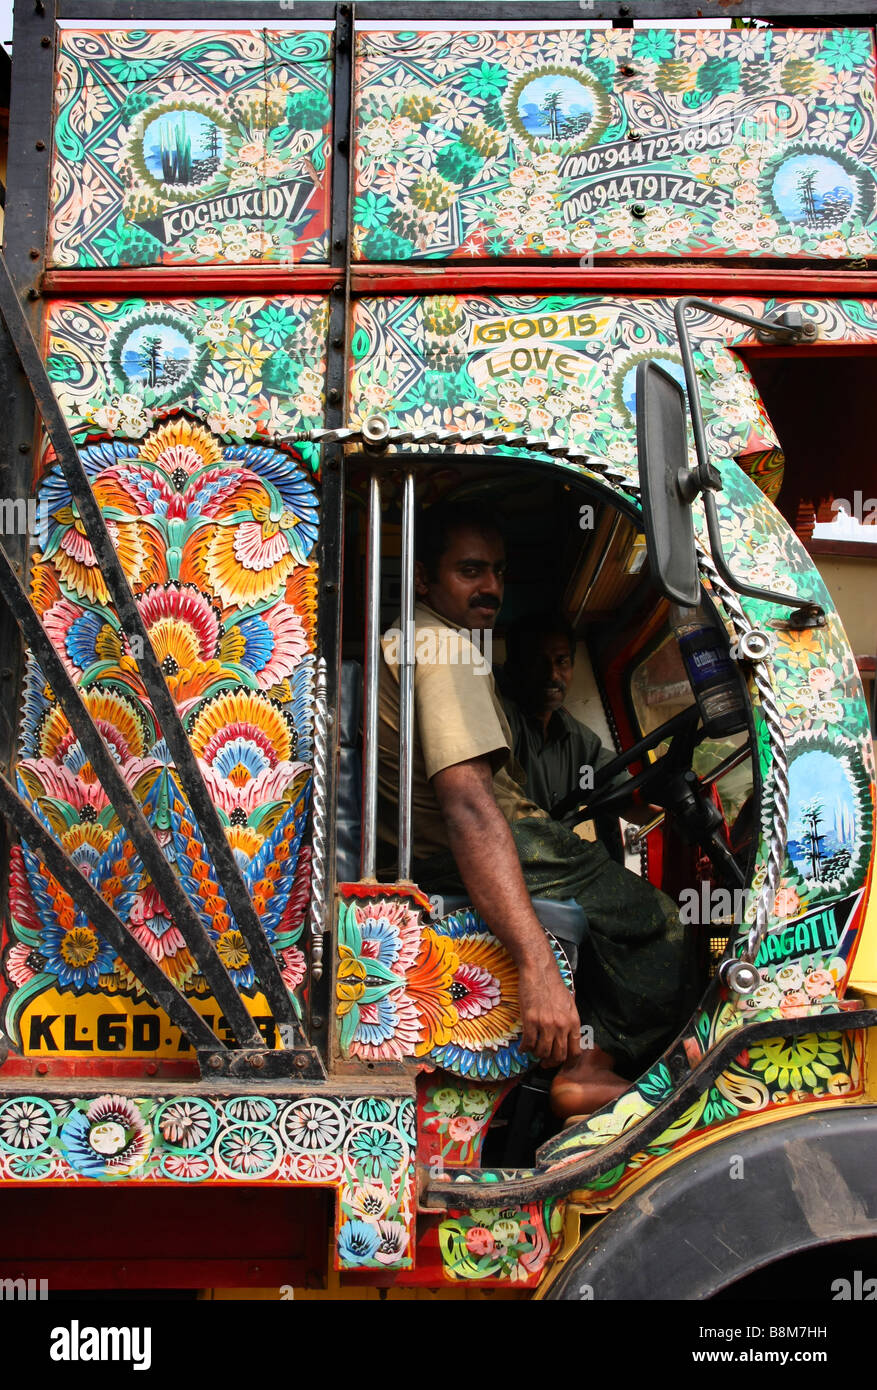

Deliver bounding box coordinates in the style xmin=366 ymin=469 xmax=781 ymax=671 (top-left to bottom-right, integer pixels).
xmin=378 ymin=501 xmax=690 ymax=1118
xmin=498 ymin=609 xmax=646 ymax=835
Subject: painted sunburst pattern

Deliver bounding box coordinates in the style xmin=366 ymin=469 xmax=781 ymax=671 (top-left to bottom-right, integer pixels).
xmin=2 ymin=413 xmax=318 ymax=1043
xmin=336 ymin=896 xmax=574 ymax=1079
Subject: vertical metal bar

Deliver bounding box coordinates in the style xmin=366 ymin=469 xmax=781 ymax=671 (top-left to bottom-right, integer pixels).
xmin=397 ymin=471 xmax=415 ymax=879
xmin=300 ymin=0 xmax=354 ymax=1047
xmin=309 ymin=657 xmax=329 ymax=982
xmin=3 ymin=0 xmax=55 ymax=298
xmin=361 ymin=473 xmax=381 ymax=878
xmin=0 ymin=0 xmax=57 ymax=906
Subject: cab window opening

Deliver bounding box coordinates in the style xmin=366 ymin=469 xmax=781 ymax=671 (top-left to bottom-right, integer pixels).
xmin=341 ymin=458 xmax=755 ymax=903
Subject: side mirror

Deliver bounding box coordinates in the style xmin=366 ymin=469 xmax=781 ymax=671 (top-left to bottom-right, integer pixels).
xmin=636 ymin=360 xmax=700 ymax=607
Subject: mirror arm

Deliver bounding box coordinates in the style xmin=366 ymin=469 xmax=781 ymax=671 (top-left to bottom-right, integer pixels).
xmin=673 ymin=297 xmax=825 ymax=632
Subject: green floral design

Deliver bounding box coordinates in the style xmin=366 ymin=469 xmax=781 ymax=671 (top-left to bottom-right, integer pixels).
xmin=540 ymin=1027 xmax=860 ymax=1190
xmin=820 ymin=29 xmax=873 ymax=72
xmin=439 ymin=1199 xmax=563 ymax=1282
xmin=422 ymin=1081 xmax=505 ymax=1165
xmin=354 ymin=27 xmax=877 ymax=261
xmin=351 ymin=292 xmax=793 ymax=492
xmin=45 ymin=294 xmax=328 ymax=449
xmin=49 ymin=28 xmax=332 ymax=268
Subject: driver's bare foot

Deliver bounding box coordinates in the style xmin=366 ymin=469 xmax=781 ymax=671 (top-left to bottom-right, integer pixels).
xmin=550 ymin=1046 xmax=629 ymax=1119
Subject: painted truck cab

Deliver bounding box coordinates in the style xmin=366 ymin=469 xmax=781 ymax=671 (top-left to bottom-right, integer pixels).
xmin=0 ymin=7 xmax=875 ymax=1296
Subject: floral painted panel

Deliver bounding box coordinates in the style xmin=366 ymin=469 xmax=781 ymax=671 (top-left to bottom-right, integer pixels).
xmin=0 ymin=1089 xmax=416 ymax=1268
xmin=351 ymin=291 xmax=778 ymax=504
xmin=0 ymin=295 xmax=329 ymax=1057
xmin=536 ymin=1024 xmax=864 ymax=1203
xmin=44 ymin=295 xmax=329 ymax=444
xmin=707 ymin=458 xmax=876 ymax=934
xmin=354 ymin=27 xmax=877 ymax=261
xmin=337 ymin=892 xmax=572 ymax=1077
xmin=420 ymin=1077 xmax=509 ymax=1170
xmin=50 ymin=28 xmax=332 ymax=267
xmin=439 ymin=1199 xmax=563 ymax=1285
xmin=4 ymin=415 xmax=319 ymax=1055
xmin=350 ymin=294 xmax=877 ymax=493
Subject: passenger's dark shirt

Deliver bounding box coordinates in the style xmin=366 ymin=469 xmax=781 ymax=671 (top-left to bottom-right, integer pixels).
xmin=500 ymin=696 xmax=628 ymax=827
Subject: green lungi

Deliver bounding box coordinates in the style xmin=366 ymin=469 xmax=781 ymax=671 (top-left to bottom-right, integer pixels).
xmin=416 ymin=816 xmax=693 ymax=1075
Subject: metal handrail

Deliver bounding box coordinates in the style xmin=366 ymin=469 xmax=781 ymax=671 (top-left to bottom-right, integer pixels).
xmin=398 ymin=471 xmax=416 ymax=880
xmin=361 ymin=474 xmax=382 ymax=879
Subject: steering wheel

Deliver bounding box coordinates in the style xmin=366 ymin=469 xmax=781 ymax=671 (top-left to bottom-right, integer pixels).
xmin=550 ymin=704 xmax=703 ymax=823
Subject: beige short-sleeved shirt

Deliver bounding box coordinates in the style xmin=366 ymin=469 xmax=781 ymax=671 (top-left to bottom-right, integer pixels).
xmin=378 ymin=602 xmax=543 ymax=860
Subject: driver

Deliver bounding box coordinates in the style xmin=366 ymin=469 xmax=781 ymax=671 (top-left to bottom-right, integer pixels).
xmin=378 ymin=501 xmax=691 ymax=1118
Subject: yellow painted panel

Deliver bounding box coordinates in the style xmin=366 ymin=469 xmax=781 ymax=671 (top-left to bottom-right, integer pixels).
xmin=18 ymin=985 xmax=276 ymax=1057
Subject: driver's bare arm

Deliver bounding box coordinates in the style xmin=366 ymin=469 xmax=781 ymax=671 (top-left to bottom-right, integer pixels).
xmin=431 ymin=757 xmax=581 ymax=1066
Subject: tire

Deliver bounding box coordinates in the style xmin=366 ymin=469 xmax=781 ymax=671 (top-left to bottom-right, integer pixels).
xmin=543 ymin=1105 xmax=877 ymax=1300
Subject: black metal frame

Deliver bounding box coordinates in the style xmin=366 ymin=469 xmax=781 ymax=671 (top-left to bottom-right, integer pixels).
xmin=304 ymin=2 xmax=355 ymax=1049
xmin=0 ymin=0 xmax=58 ymax=937
xmin=53 ymin=1 xmax=877 ymax=18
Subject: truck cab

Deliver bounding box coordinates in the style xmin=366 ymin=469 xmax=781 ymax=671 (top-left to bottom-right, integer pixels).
xmin=0 ymin=1 xmax=875 ymax=1298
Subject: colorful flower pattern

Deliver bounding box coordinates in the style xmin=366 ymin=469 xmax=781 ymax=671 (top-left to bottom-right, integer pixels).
xmin=350 ymin=293 xmax=790 ymax=493
xmin=337 ymin=895 xmax=572 ymax=1079
xmin=420 ymin=1080 xmax=508 ymax=1167
xmin=0 ymin=1090 xmax=416 ymax=1268
xmin=520 ymin=1022 xmax=863 ymax=1213
xmin=439 ymin=1200 xmax=563 ymax=1284
xmin=355 ymin=28 xmax=877 ymax=261
xmin=44 ymin=295 xmax=329 ymax=448
xmin=2 ymin=405 xmax=321 ymax=1049
xmin=50 ymin=29 xmax=332 ymax=267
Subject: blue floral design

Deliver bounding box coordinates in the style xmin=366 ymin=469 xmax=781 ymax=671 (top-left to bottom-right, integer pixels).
xmin=337 ymin=1219 xmax=381 ymax=1263
xmin=38 ymin=916 xmax=118 ymax=992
